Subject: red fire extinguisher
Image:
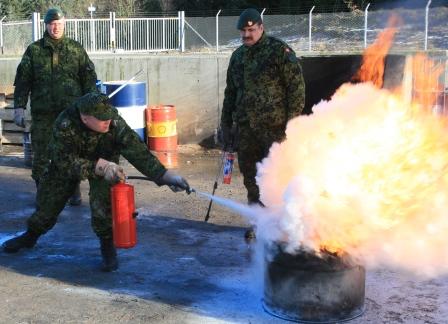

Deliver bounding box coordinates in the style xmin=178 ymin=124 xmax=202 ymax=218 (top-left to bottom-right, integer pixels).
xmin=111 ymin=182 xmax=137 ymax=248
xmin=223 ymin=151 xmax=235 ymax=184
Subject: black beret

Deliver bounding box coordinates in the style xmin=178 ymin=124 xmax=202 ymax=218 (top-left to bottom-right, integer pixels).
xmin=237 ymin=8 xmax=262 ymax=30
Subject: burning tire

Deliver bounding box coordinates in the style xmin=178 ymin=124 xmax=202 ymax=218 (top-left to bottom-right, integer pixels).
xmin=263 ymin=243 xmax=365 ymax=323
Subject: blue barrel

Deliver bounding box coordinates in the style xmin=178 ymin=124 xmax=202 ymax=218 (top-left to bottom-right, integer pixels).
xmin=103 ymin=81 xmax=147 ymax=141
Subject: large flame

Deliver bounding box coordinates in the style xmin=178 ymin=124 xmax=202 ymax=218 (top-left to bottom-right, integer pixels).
xmin=256 ymin=20 xmax=448 ymax=277
xmin=352 ymin=15 xmax=399 ymax=88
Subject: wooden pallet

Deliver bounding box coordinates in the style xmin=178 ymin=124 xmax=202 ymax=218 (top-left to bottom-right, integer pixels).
xmin=0 ymin=87 xmax=31 ymax=145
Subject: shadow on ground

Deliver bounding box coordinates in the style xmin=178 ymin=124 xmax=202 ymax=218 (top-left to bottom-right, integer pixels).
xmin=0 ymin=152 xmax=277 ymax=322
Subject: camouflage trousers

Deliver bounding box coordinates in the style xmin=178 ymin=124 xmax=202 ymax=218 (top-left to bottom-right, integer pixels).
xmin=236 ymin=123 xmax=285 ymax=204
xmin=30 ymin=114 xmax=59 ymax=183
xmin=27 ymin=163 xmax=113 ymax=239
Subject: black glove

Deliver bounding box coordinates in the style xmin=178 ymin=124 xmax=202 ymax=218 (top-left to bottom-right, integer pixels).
xmin=230 ymin=123 xmax=239 ymax=151
xmin=219 ymin=124 xmax=239 ymax=151
xmin=158 ymin=170 xmax=191 ymax=193
xmin=14 ymin=108 xmax=26 ymax=128
xmin=218 ymin=125 xmax=229 ymax=150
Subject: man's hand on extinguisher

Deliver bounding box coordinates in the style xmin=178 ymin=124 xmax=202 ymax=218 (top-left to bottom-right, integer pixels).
xmin=219 ymin=123 xmax=239 ymax=152
xmin=158 ymin=170 xmax=192 ymax=193
xmin=95 ymin=158 xmax=126 ymax=183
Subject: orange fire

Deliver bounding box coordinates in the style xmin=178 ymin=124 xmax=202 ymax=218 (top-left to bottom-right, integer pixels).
xmin=352 ymin=15 xmax=399 ymax=88
xmin=411 ymin=54 xmax=445 ymax=110
xmin=256 ymin=16 xmax=448 ymax=276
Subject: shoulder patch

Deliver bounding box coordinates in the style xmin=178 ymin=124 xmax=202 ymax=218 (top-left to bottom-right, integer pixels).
xmin=270 ymin=36 xmax=298 ymax=63
xmin=285 ymin=47 xmax=298 ymax=63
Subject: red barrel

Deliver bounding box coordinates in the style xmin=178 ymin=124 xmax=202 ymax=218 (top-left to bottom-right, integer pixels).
xmin=111 ymin=182 xmax=137 ymax=248
xmin=146 ymin=105 xmax=179 ymax=169
xmin=147 ymin=105 xmax=178 ymax=151
xmin=152 ymin=151 xmax=178 ymax=169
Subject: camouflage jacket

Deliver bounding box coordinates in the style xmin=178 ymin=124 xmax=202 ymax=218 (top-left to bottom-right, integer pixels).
xmin=221 ymin=33 xmax=305 ymax=132
xmin=14 ymin=32 xmax=97 ymax=116
xmin=49 ymin=104 xmax=166 ymax=182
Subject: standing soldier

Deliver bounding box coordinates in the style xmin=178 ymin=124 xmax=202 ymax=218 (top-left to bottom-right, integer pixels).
xmin=13 ymin=7 xmax=98 ymax=205
xmin=220 ymin=8 xmax=305 ymax=240
xmin=3 ymin=93 xmax=191 ymax=272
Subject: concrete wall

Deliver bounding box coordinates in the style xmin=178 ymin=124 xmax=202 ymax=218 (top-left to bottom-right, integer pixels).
xmin=93 ymin=54 xmax=230 ymax=144
xmin=0 ymin=54 xmax=230 ymax=144
xmin=0 ymin=53 xmax=407 ymax=144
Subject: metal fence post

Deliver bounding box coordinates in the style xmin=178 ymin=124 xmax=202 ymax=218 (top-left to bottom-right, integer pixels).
xmin=0 ymin=16 xmax=6 ymax=55
xmin=216 ymin=9 xmax=221 ymax=52
xmin=178 ymin=11 xmax=185 ymax=52
xmin=110 ymin=12 xmax=116 ymax=51
xmin=364 ymin=3 xmax=370 ymax=48
xmin=32 ymin=12 xmax=41 ymax=41
xmin=90 ymin=18 xmax=95 ymax=51
xmin=308 ymin=6 xmax=315 ymax=52
xmin=162 ymin=19 xmax=166 ymax=50
xmin=74 ymin=19 xmax=78 ymax=41
xmin=424 ymin=0 xmax=432 ymax=50
xmin=130 ymin=18 xmax=133 ymax=51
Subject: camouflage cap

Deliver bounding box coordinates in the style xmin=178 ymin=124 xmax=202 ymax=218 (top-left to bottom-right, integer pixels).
xmin=76 ymin=93 xmax=114 ymax=121
xmin=237 ymin=8 xmax=262 ymax=30
xmin=44 ymin=7 xmax=64 ymax=24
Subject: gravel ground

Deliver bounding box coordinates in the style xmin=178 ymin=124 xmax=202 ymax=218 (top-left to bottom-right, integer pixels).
xmin=0 ymin=144 xmax=447 ymax=323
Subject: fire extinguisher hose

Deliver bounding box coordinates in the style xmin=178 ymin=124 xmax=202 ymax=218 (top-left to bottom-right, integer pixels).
xmin=125 ymin=176 xmax=195 ymax=194
xmin=126 ymin=176 xmax=152 ymax=181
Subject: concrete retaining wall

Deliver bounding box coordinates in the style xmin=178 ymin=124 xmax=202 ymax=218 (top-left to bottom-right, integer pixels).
xmin=0 ymin=53 xmax=407 ymax=144
xmin=1 ymin=54 xmax=230 ymax=144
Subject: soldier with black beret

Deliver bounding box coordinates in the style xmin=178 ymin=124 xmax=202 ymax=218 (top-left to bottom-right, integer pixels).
xmin=3 ymin=93 xmax=191 ymax=272
xmin=13 ymin=7 xmax=98 ymax=206
xmin=220 ymin=8 xmax=306 ymax=241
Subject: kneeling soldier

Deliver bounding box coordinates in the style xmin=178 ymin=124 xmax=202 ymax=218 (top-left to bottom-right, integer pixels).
xmin=3 ymin=92 xmax=190 ymax=272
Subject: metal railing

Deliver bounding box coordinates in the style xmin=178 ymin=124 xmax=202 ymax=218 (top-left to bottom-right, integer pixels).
xmin=56 ymin=17 xmax=180 ymax=52
xmin=1 ymin=12 xmax=181 ymax=55
xmin=0 ymin=2 xmax=447 ymax=56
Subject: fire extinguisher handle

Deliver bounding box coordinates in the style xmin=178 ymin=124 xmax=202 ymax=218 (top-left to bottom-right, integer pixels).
xmin=132 ymin=212 xmax=138 ymax=218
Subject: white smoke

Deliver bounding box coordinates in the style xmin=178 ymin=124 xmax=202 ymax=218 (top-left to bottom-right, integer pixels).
xmin=254 ymin=82 xmax=448 ymax=277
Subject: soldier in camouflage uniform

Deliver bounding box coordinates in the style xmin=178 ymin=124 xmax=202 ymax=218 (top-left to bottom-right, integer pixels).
xmin=13 ymin=7 xmax=98 ymax=206
xmin=220 ymin=8 xmax=305 ymax=240
xmin=3 ymin=93 xmax=191 ymax=272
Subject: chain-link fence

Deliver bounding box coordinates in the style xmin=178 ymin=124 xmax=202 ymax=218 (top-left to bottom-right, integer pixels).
xmin=1 ymin=21 xmax=32 ymax=55
xmin=186 ymin=7 xmax=448 ymax=53
xmin=1 ymin=6 xmax=447 ymax=56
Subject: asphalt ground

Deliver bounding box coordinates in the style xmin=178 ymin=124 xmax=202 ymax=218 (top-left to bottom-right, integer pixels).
xmin=0 ymin=144 xmax=447 ymax=323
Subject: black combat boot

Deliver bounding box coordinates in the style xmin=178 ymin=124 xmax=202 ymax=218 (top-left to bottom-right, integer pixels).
xmin=100 ymin=238 xmax=118 ymax=272
xmin=3 ymin=230 xmax=40 ymax=253
xmin=68 ymin=183 xmax=82 ymax=206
